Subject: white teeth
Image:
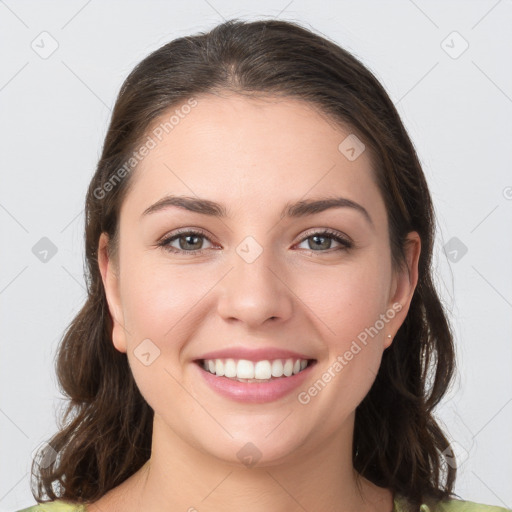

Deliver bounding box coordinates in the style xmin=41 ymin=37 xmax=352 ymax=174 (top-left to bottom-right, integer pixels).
xmin=254 ymin=360 xmax=272 ymax=379
xmin=201 ymin=357 xmax=311 ymax=380
xmin=237 ymin=359 xmax=254 ymax=379
xmin=224 ymin=359 xmax=237 ymax=378
xmin=283 ymin=359 xmax=294 ymax=377
xmin=215 ymin=359 xmax=224 ymax=376
xmin=271 ymin=359 xmax=283 ymax=377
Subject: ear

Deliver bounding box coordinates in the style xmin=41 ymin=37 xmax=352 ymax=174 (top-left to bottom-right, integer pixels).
xmin=384 ymin=231 xmax=421 ymax=349
xmin=97 ymin=232 xmax=127 ymax=353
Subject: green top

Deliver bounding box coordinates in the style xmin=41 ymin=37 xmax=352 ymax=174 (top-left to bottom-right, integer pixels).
xmin=15 ymin=494 xmax=512 ymax=512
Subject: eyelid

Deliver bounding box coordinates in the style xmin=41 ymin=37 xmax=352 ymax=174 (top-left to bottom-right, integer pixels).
xmin=158 ymin=226 xmax=213 ymax=242
xmin=157 ymin=227 xmax=353 ymax=254
xmin=297 ymin=228 xmax=352 ymax=246
xmin=157 ymin=227 xmax=217 ymax=253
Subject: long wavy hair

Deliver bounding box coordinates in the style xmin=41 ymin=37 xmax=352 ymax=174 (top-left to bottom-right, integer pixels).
xmin=31 ymin=18 xmax=457 ymax=511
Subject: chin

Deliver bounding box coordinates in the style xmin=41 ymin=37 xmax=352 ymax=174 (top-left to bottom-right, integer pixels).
xmin=196 ymin=427 xmax=309 ymax=470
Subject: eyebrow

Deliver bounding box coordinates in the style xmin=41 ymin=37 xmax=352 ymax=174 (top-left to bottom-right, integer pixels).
xmin=141 ymin=194 xmax=374 ymax=228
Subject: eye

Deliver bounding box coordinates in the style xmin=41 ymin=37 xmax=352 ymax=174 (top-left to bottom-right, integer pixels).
xmin=157 ymin=229 xmax=215 ymax=255
xmin=157 ymin=228 xmax=353 ymax=256
xmin=295 ymin=229 xmax=353 ymax=253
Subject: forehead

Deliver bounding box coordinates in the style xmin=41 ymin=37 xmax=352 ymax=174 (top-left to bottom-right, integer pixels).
xmin=121 ymin=92 xmax=384 ymax=222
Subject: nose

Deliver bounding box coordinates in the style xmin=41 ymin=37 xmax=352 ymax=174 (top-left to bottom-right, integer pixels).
xmin=216 ymin=242 xmax=294 ymax=328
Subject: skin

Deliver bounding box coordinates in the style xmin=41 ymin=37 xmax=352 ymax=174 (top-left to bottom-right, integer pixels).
xmin=92 ymin=92 xmax=420 ymax=512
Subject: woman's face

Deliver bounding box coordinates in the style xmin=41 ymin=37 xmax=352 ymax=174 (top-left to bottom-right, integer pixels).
xmin=99 ymin=92 xmax=419 ymax=467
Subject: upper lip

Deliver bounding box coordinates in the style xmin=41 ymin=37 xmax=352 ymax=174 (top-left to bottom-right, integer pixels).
xmin=195 ymin=347 xmax=316 ymax=362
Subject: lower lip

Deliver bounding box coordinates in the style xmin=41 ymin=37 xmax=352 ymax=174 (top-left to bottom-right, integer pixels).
xmin=194 ymin=361 xmax=316 ymax=404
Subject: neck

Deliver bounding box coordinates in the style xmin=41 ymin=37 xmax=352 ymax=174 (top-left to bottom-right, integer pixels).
xmin=122 ymin=414 xmax=393 ymax=512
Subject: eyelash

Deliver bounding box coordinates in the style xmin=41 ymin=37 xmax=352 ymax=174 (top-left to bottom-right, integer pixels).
xmin=156 ymin=228 xmax=353 ymax=256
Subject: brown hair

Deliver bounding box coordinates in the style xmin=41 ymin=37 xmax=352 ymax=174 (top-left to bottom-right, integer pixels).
xmin=31 ymin=18 xmax=457 ymax=510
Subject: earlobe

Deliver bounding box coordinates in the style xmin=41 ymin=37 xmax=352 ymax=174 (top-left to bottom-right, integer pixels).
xmin=97 ymin=233 xmax=127 ymax=354
xmin=384 ymin=333 xmax=393 ymax=349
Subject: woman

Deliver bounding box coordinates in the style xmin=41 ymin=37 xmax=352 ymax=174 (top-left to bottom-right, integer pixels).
xmin=18 ymin=18 xmax=510 ymax=512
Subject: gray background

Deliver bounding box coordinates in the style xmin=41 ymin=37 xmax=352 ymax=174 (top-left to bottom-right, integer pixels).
xmin=1 ymin=0 xmax=511 ymax=510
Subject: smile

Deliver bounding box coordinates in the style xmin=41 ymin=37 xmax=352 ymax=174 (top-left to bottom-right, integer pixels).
xmin=199 ymin=358 xmax=312 ymax=382
xmin=194 ymin=358 xmax=317 ymax=403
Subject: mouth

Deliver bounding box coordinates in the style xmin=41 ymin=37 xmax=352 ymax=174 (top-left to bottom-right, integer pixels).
xmin=193 ymin=357 xmax=317 ymax=403
xmin=194 ymin=357 xmax=317 ymax=383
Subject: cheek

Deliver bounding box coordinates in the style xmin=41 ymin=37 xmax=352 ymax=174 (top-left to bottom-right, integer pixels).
xmin=118 ymin=258 xmax=208 ymax=410
xmin=117 ymin=256 xmax=221 ymax=401
xmin=297 ymin=267 xmax=389 ymax=423
xmin=120 ymin=255 xmax=208 ymax=338
xmin=298 ymin=253 xmax=390 ymax=342
xmin=295 ymin=251 xmax=390 ymax=396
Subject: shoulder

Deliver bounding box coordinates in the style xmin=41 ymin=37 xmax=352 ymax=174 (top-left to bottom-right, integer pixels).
xmin=14 ymin=501 xmax=87 ymax=512
xmin=395 ymin=493 xmax=511 ymax=512
xmin=428 ymin=498 xmax=511 ymax=512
